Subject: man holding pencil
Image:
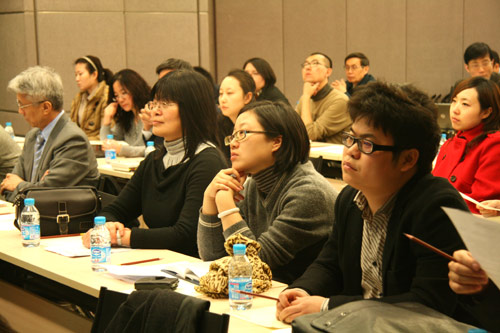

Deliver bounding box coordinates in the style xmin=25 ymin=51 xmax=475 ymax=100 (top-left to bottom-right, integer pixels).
xmin=277 ymin=82 xmax=472 ymax=324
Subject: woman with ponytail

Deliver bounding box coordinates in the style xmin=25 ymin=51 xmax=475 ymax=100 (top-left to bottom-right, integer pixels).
xmin=70 ymin=55 xmax=113 ymax=139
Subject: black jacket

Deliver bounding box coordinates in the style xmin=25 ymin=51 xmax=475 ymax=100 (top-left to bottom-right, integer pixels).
xmin=289 ymin=174 xmax=468 ymax=317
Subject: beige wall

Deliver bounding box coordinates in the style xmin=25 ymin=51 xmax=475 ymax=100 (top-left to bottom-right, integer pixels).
xmin=215 ymin=0 xmax=500 ymax=105
xmin=0 ymin=0 xmax=214 ymax=135
xmin=2 ymin=0 xmax=500 ymax=135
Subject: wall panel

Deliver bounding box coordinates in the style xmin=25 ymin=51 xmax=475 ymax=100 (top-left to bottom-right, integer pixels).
xmin=215 ymin=0 xmax=284 ymax=90
xmin=407 ymin=0 xmax=463 ymax=96
xmin=283 ymin=0 xmax=346 ymax=104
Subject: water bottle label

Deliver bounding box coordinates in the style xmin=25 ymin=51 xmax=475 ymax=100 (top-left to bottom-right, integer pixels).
xmin=228 ymin=277 xmax=252 ymax=301
xmin=91 ymin=246 xmax=110 ymax=263
xmin=105 ymin=150 xmax=116 ymax=160
xmin=21 ymin=225 xmax=40 ymax=240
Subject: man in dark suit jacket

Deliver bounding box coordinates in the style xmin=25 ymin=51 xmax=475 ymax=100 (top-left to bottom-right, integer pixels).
xmin=1 ymin=66 xmax=99 ymax=201
xmin=276 ymin=82 xmax=469 ymax=323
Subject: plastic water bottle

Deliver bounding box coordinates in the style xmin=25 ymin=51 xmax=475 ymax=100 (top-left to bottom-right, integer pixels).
xmin=440 ymin=133 xmax=447 ymax=146
xmin=228 ymin=244 xmax=253 ymax=310
xmin=144 ymin=141 xmax=155 ymax=157
xmin=20 ymin=198 xmax=40 ymax=247
xmin=5 ymin=122 xmax=14 ymax=139
xmin=104 ymin=134 xmax=116 ymax=164
xmin=90 ymin=216 xmax=111 ymax=272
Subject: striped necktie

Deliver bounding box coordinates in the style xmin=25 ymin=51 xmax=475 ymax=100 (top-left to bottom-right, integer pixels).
xmin=31 ymin=132 xmax=45 ymax=182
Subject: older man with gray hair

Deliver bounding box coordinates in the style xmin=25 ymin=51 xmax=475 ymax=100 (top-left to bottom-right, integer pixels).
xmin=1 ymin=66 xmax=99 ymax=201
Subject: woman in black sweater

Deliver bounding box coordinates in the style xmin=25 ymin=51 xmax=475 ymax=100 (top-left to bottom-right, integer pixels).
xmin=83 ymin=70 xmax=226 ymax=257
xmin=243 ymin=57 xmax=290 ymax=105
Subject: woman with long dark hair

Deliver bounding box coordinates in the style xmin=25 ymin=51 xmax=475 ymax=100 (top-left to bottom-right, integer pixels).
xmin=84 ymin=70 xmax=226 ymax=255
xmin=433 ymin=76 xmax=500 ymax=213
xmin=100 ymin=69 xmax=150 ymax=157
xmin=70 ymin=55 xmax=113 ymax=139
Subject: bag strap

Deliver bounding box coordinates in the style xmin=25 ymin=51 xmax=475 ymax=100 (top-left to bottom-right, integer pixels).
xmin=57 ymin=201 xmax=70 ymax=235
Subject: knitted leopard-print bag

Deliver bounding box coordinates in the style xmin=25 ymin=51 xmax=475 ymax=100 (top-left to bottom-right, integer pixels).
xmin=195 ymin=234 xmax=273 ymax=298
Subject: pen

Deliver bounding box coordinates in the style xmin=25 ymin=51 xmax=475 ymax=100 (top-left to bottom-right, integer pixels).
xmin=233 ymin=290 xmax=279 ymax=301
xmin=121 ymin=258 xmax=162 ymax=266
xmin=403 ymin=233 xmax=456 ymax=262
xmin=41 ymin=233 xmax=83 ymax=239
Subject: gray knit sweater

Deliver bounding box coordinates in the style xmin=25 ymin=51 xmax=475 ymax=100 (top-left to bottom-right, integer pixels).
xmin=198 ymin=161 xmax=337 ymax=283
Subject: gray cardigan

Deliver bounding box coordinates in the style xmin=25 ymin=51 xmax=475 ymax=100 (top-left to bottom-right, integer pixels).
xmin=100 ymin=118 xmax=145 ymax=157
xmin=198 ymin=161 xmax=337 ymax=283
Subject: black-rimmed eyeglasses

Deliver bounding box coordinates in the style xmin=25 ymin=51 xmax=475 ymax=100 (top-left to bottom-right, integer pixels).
xmin=224 ymin=130 xmax=278 ymax=146
xmin=341 ymin=132 xmax=399 ymax=155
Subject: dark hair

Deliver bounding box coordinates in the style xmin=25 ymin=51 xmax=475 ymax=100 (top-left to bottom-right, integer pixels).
xmin=155 ymin=58 xmax=193 ymax=75
xmin=452 ymin=76 xmax=500 ymax=150
xmin=243 ymin=57 xmax=277 ymax=87
xmin=238 ymin=101 xmax=310 ymax=174
xmin=491 ymin=50 xmax=500 ymax=65
xmin=154 ymin=70 xmax=219 ymax=162
xmin=348 ymin=81 xmax=440 ymax=176
xmin=345 ymin=52 xmax=370 ymax=67
xmin=110 ymin=69 xmax=151 ymax=133
xmin=310 ymin=52 xmax=332 ymax=68
xmin=464 ymin=42 xmax=492 ymax=64
xmin=74 ymin=55 xmax=113 ymax=86
xmin=194 ymin=66 xmax=215 ymax=87
xmin=226 ymin=69 xmax=256 ymax=97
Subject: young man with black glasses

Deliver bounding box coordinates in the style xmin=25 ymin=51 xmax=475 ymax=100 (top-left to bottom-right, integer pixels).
xmin=277 ymin=82 xmax=472 ymax=325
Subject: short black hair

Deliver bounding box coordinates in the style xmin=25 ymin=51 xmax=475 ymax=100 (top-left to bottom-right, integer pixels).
xmin=193 ymin=66 xmax=215 ymax=87
xmin=243 ymin=58 xmax=277 ymax=87
xmin=464 ymin=42 xmax=492 ymax=64
xmin=154 ymin=70 xmax=219 ymax=162
xmin=490 ymin=50 xmax=500 ymax=65
xmin=238 ymin=101 xmax=310 ymax=174
xmin=226 ymin=69 xmax=256 ymax=96
xmin=348 ymin=81 xmax=440 ymax=176
xmin=111 ymin=69 xmax=151 ymax=133
xmin=345 ymin=52 xmax=369 ymax=67
xmin=309 ymin=52 xmax=332 ymax=68
xmin=155 ymin=58 xmax=193 ymax=75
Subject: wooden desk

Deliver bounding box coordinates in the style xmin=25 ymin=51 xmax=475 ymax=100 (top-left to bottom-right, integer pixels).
xmin=309 ymin=141 xmax=344 ymax=161
xmin=0 ymin=214 xmax=288 ymax=332
xmin=97 ymin=157 xmax=143 ymax=179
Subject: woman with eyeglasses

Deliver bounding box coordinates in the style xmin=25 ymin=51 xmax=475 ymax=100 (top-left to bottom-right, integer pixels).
xmin=243 ymin=58 xmax=290 ymax=105
xmin=100 ymin=69 xmax=150 ymax=157
xmin=70 ymin=55 xmax=113 ymax=140
xmin=433 ymin=76 xmax=500 ymax=213
xmin=83 ymin=70 xmax=226 ymax=255
xmin=217 ymin=69 xmax=255 ymax=159
xmin=198 ymin=101 xmax=337 ymax=283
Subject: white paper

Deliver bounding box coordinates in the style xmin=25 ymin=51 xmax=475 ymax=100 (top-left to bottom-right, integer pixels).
xmin=459 ymin=192 xmax=500 ymax=212
xmin=43 ymin=237 xmax=130 ymax=257
xmin=162 ymin=261 xmax=211 ymax=282
xmin=229 ymin=306 xmax=289 ymax=329
xmin=442 ymin=207 xmax=500 ymax=288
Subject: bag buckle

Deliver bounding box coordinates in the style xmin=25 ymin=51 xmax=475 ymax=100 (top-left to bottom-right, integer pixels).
xmin=57 ymin=201 xmax=70 ymax=235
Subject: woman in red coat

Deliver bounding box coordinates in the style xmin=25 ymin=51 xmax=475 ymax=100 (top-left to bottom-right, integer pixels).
xmin=433 ymin=77 xmax=500 ymax=213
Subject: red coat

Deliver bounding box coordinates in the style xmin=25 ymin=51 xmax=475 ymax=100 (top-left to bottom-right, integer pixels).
xmin=433 ymin=124 xmax=500 ymax=213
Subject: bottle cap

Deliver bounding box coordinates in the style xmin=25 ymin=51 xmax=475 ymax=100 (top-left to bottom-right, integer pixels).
xmin=6 ymin=122 xmax=12 ymax=126
xmin=468 ymin=329 xmax=488 ymax=333
xmin=107 ymin=134 xmax=114 ymax=140
xmin=441 ymin=133 xmax=447 ymax=138
xmin=94 ymin=216 xmax=106 ymax=225
xmin=233 ymin=243 xmax=246 ymax=255
xmin=147 ymin=141 xmax=154 ymax=147
xmin=24 ymin=198 xmax=35 ymax=206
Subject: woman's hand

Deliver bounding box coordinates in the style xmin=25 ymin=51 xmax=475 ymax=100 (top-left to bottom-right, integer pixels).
xmin=139 ymin=105 xmax=153 ymax=131
xmin=477 ymin=200 xmax=500 ymax=217
xmin=202 ymin=168 xmax=246 ymax=215
xmin=103 ymin=102 xmax=118 ymax=126
xmin=81 ymin=221 xmax=131 ymax=248
xmin=101 ymin=140 xmax=122 ymax=154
